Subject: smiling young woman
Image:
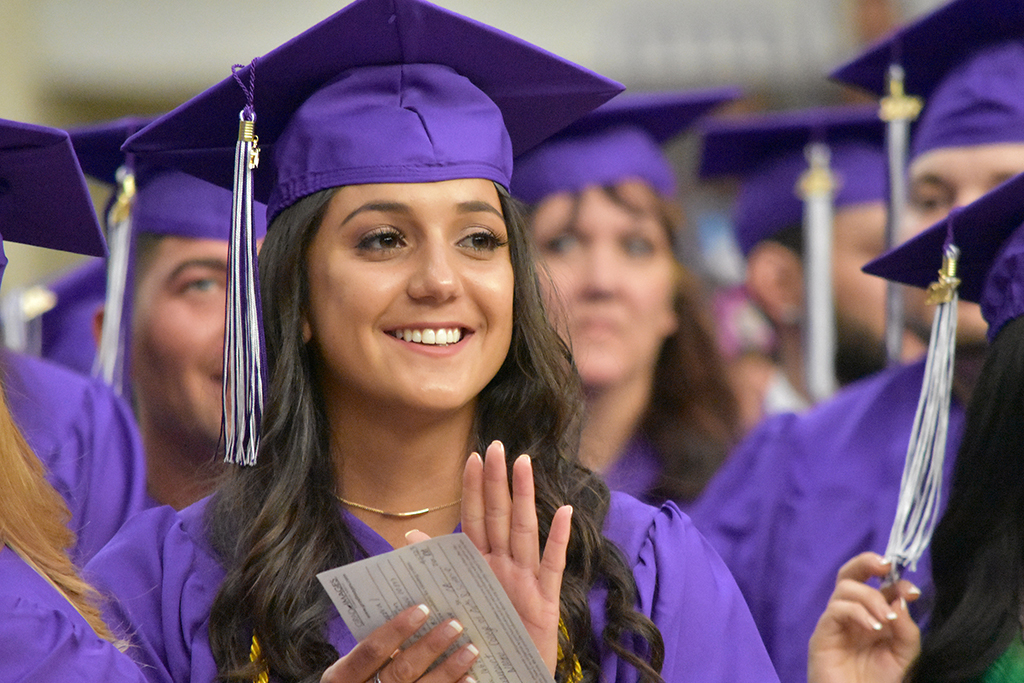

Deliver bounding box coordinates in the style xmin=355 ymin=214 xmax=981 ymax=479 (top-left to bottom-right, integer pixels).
xmin=82 ymin=2 xmax=777 ymax=683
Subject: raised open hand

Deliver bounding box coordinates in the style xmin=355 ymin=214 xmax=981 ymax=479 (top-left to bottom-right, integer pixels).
xmin=459 ymin=440 xmax=572 ymax=677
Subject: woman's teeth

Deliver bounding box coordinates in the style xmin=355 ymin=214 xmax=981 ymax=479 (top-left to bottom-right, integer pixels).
xmin=393 ymin=328 xmax=462 ymax=345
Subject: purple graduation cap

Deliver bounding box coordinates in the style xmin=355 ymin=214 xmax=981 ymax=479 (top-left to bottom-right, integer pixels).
xmin=62 ymin=117 xmax=269 ymax=395
xmin=862 ymin=170 xmax=1024 ymax=581
xmin=510 ymin=87 xmax=740 ymax=205
xmin=0 ymin=119 xmax=106 ymax=263
xmin=699 ymin=105 xmax=886 ymax=402
xmin=831 ymin=0 xmax=1024 ymax=364
xmin=0 ymin=119 xmax=106 ymax=354
xmin=830 ymin=0 xmax=1024 ymax=159
xmin=121 ymin=0 xmax=624 ymax=466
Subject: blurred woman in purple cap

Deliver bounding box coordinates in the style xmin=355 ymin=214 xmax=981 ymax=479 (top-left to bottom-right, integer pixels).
xmin=809 ymin=172 xmax=1024 ymax=683
xmin=84 ymin=1 xmax=778 ymax=682
xmin=510 ymin=90 xmax=743 ymax=506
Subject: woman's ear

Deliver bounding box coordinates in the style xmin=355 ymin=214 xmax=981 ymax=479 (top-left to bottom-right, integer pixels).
xmin=91 ymin=305 xmax=105 ymax=348
xmin=745 ymin=241 xmax=805 ymax=328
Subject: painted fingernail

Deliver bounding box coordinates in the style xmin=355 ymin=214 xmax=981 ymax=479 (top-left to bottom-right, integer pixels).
xmin=456 ymin=644 xmax=480 ymax=666
xmin=886 ymin=610 xmax=898 ymax=621
xmin=871 ymin=620 xmax=883 ymax=631
xmin=405 ymin=530 xmax=420 ymax=540
xmin=465 ymin=677 xmax=478 ymax=683
xmin=908 ymin=584 xmax=922 ymax=596
xmin=445 ymin=619 xmax=464 ymax=637
xmin=411 ymin=604 xmax=430 ymax=626
xmin=900 ymin=597 xmax=908 ymax=611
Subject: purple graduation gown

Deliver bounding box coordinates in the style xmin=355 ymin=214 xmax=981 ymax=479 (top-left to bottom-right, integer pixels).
xmin=3 ymin=351 xmax=151 ymax=565
xmin=688 ymin=359 xmax=965 ymax=683
xmin=85 ymin=492 xmax=779 ymax=683
xmin=0 ymin=546 xmax=146 ymax=682
xmin=602 ymin=436 xmax=661 ymax=504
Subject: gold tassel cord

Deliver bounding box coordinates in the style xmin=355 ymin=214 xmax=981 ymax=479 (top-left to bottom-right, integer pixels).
xmin=250 ymin=635 xmax=269 ymax=683
xmin=557 ymin=618 xmax=584 ymax=683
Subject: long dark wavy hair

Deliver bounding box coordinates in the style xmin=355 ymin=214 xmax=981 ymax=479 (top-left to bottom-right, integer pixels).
xmin=529 ymin=184 xmax=741 ymax=503
xmin=206 ymin=184 xmax=665 ymax=683
xmin=907 ymin=315 xmax=1024 ymax=683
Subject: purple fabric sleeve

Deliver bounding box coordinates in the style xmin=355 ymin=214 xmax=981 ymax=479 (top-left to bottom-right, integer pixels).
xmin=688 ymin=359 xmax=965 ymax=683
xmin=600 ymin=492 xmax=780 ymax=683
xmin=2 ymin=351 xmax=151 ymax=565
xmin=0 ymin=548 xmax=147 ymax=682
xmin=2 ymin=350 xmax=150 ymax=565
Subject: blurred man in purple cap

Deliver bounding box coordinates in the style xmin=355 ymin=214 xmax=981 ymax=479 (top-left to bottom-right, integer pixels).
xmin=689 ymin=2 xmax=1024 ymax=681
xmin=699 ymin=105 xmax=891 ymax=413
xmin=45 ymin=118 xmax=268 ymax=510
xmin=510 ymin=88 xmax=744 ymax=507
xmin=0 ymin=118 xmax=149 ymax=567
xmin=810 ymin=170 xmax=1024 ymax=683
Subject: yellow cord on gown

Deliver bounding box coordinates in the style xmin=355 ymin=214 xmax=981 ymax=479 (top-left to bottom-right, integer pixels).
xmin=253 ymin=621 xmax=582 ymax=683
xmin=250 ymin=635 xmax=269 ymax=683
xmin=558 ymin=618 xmax=584 ymax=683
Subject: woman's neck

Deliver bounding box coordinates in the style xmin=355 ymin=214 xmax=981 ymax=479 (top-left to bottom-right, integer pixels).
xmin=328 ymin=400 xmax=473 ymax=547
xmin=581 ymin=371 xmax=652 ymax=474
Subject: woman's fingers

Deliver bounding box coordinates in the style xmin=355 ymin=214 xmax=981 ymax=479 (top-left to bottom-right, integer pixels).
xmin=320 ymin=606 xmax=480 ymax=683
xmin=482 ymin=441 xmax=512 ymax=557
xmin=538 ymin=505 xmax=572 ymax=603
xmin=462 ymin=452 xmax=487 ymax=553
xmin=509 ymin=454 xmax=540 ymax=568
xmin=381 ymin=619 xmax=476 ymax=683
xmin=836 ymin=552 xmax=892 ymax=584
xmin=832 ymin=578 xmax=900 ymax=630
xmin=320 ymin=604 xmax=431 ymax=682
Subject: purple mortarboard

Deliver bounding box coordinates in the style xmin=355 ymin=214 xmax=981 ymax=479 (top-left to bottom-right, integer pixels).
xmin=122 ymin=0 xmax=624 ymax=223
xmin=510 ymin=87 xmax=740 ymax=205
xmin=0 ymin=119 xmax=106 ymax=263
xmin=865 ymin=171 xmax=1024 ymax=341
xmin=699 ymin=105 xmax=885 ymax=257
xmin=121 ymin=0 xmax=623 ymax=466
xmin=830 ymin=0 xmax=1024 ymax=160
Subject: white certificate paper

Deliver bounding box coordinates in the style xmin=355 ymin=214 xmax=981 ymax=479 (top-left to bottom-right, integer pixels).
xmin=317 ymin=533 xmax=552 ymax=683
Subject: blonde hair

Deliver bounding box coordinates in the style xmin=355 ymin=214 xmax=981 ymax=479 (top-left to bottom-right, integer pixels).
xmin=0 ymin=382 xmax=116 ymax=642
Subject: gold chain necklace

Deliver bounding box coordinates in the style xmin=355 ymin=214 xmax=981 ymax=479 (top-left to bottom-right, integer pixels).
xmin=336 ymin=494 xmax=462 ymax=518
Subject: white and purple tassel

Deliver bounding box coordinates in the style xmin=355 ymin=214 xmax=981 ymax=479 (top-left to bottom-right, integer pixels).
xmin=884 ymin=218 xmax=960 ymax=583
xmin=879 ymin=63 xmax=923 ymax=365
xmin=93 ymin=164 xmax=135 ymax=395
xmin=223 ymin=60 xmax=267 ymax=466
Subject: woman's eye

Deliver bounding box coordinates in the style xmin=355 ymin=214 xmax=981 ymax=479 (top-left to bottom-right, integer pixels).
xmin=357 ymin=228 xmax=406 ymax=252
xmin=623 ymin=236 xmax=655 ymax=257
xmin=540 ymin=233 xmax=577 ymax=255
xmin=459 ymin=230 xmax=506 ymax=252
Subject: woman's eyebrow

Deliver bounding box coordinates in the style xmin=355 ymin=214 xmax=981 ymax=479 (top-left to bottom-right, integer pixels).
xmin=457 ymin=200 xmax=503 ymax=218
xmin=341 ymin=201 xmax=411 ymax=225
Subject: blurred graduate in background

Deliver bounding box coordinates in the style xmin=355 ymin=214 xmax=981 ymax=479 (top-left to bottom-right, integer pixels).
xmin=510 ymin=89 xmax=744 ymax=506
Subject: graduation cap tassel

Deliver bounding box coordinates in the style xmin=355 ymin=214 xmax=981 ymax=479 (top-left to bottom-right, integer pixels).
xmin=883 ymin=234 xmax=959 ymax=583
xmin=879 ymin=64 xmax=923 ymax=365
xmin=798 ymin=142 xmax=837 ymax=403
xmin=223 ymin=60 xmax=267 ymax=466
xmin=93 ymin=165 xmax=136 ymax=395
